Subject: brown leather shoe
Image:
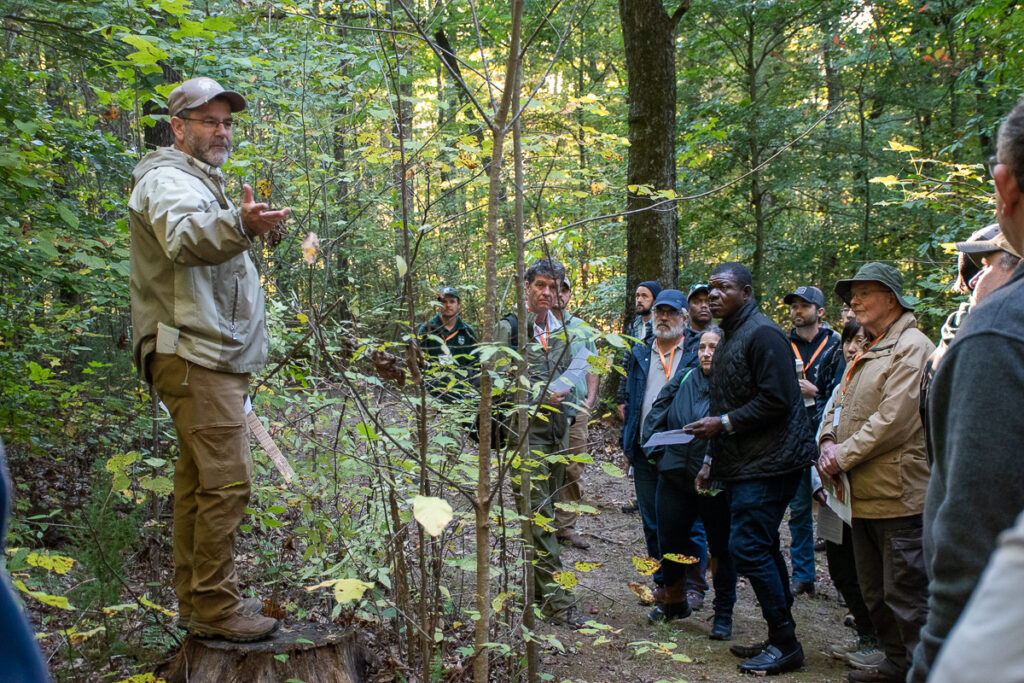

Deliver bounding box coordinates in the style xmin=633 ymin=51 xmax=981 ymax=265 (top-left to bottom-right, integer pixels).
xmin=190 ymin=609 xmax=279 ymax=642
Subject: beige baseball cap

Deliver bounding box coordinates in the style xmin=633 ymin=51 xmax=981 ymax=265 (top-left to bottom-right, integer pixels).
xmin=167 ymin=77 xmax=246 ymax=117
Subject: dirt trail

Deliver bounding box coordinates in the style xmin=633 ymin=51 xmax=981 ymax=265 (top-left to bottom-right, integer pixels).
xmin=544 ymin=422 xmax=857 ymax=682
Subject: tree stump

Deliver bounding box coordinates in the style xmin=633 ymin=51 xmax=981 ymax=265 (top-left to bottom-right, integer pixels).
xmin=156 ymin=621 xmax=366 ymax=683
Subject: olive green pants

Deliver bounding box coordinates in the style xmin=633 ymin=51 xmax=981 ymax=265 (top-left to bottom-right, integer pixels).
xmin=515 ymin=428 xmax=574 ymax=616
xmin=150 ymin=353 xmax=252 ymax=623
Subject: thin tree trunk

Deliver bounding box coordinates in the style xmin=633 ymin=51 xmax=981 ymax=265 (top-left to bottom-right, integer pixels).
xmin=473 ymin=2 xmax=524 ymax=680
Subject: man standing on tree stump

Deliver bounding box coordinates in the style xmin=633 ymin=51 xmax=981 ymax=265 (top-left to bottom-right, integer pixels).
xmin=129 ymin=77 xmax=290 ymax=643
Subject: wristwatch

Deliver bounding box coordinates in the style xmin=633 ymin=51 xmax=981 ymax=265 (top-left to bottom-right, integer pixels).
xmin=720 ymin=413 xmax=734 ymax=434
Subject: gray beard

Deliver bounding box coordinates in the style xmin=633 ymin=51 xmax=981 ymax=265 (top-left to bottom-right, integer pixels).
xmin=654 ymin=320 xmax=686 ymax=340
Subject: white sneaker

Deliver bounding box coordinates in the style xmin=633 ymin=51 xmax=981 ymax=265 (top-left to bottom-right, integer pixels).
xmin=845 ymin=645 xmax=885 ymax=670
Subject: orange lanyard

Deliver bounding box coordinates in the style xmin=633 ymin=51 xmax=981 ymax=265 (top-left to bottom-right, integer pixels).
xmin=536 ymin=317 xmax=549 ymax=351
xmin=442 ymin=327 xmax=459 ymax=344
xmin=791 ymin=336 xmax=830 ymax=378
xmin=842 ymin=331 xmax=886 ymax=396
xmin=656 ymin=342 xmax=677 ymax=380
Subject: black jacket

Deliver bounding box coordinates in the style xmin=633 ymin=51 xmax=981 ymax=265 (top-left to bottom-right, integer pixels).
xmin=642 ymin=364 xmax=711 ymax=481
xmin=708 ymin=299 xmax=816 ymax=482
xmin=788 ymin=324 xmax=841 ymax=424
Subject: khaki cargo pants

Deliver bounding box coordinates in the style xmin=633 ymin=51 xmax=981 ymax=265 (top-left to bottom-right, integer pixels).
xmin=555 ymin=407 xmax=588 ymax=534
xmin=150 ymin=353 xmax=252 ymax=624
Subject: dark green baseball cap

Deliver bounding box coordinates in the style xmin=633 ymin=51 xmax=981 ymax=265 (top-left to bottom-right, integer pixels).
xmin=834 ymin=262 xmax=915 ymax=311
xmin=437 ymin=286 xmax=459 ymax=300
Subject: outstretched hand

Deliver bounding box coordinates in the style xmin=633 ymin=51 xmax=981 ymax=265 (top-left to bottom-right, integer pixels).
xmin=240 ymin=183 xmax=291 ymax=237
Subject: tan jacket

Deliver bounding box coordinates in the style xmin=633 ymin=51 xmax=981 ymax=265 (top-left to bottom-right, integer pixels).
xmin=129 ymin=147 xmax=268 ymax=380
xmin=819 ymin=311 xmax=934 ymax=519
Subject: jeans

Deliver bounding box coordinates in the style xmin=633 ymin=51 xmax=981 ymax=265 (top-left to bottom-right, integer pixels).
xmin=657 ymin=469 xmax=736 ymax=616
xmin=851 ymin=515 xmax=929 ymax=674
xmin=728 ymin=470 xmax=803 ymax=647
xmin=787 ymin=467 xmax=816 ymax=583
xmin=630 ymin=447 xmax=663 ymax=584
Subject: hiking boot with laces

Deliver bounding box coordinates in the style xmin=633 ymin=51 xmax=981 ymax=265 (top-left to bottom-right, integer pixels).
xmin=846 ymin=644 xmax=885 ymax=670
xmin=190 ymin=609 xmax=278 ymax=643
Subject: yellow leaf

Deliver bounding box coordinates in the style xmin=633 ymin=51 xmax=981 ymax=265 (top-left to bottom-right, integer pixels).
xmin=139 ymin=596 xmax=176 ymax=617
xmin=662 ymin=553 xmax=699 ymax=565
xmin=296 ymin=312 xmax=308 ymax=324
xmin=65 ymin=625 xmax=105 ymax=645
xmin=26 ymin=552 xmax=75 ymax=575
xmin=553 ymin=570 xmax=578 ymax=589
xmin=396 ymin=254 xmax=408 ymax=278
xmin=491 ymin=591 xmax=514 ymax=614
xmin=627 ymin=581 xmax=654 ymax=603
xmin=333 ymin=578 xmax=374 ymax=604
xmin=590 ymin=181 xmax=606 ymax=195
xmin=113 ymin=673 xmax=161 ymax=683
xmin=412 ymin=495 xmax=453 ymax=537
xmin=574 ymin=561 xmax=602 ymax=572
xmin=301 ymin=232 xmax=320 ymax=265
xmin=631 ymin=556 xmax=661 ymax=576
xmin=14 ymin=580 xmax=73 ymax=610
xmin=256 ymin=178 xmax=271 ymax=198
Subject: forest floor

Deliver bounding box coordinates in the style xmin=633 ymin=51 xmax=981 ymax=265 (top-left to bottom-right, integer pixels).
xmin=540 ymin=417 xmax=857 ymax=683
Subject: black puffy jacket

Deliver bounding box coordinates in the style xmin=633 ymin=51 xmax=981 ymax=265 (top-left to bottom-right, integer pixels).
xmin=708 ymin=299 xmax=816 ymax=482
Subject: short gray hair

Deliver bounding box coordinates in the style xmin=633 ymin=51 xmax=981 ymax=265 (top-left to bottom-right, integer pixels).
xmin=997 ymin=99 xmax=1024 ymax=193
xmin=525 ymin=257 xmax=565 ymax=285
xmin=699 ymin=324 xmax=723 ymax=342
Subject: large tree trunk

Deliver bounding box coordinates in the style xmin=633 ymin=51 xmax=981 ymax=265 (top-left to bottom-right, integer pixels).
xmin=618 ymin=0 xmax=687 ymax=319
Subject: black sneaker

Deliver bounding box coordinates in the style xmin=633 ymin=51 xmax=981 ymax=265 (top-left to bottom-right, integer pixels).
xmin=737 ymin=643 xmax=804 ymax=676
xmin=620 ymin=500 xmax=638 ymax=513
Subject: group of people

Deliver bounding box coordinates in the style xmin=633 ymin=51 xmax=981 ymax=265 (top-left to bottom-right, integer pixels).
xmin=120 ymin=71 xmax=1024 ymax=683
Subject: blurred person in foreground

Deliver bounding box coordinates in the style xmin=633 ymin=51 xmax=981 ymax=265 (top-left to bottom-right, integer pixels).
xmin=909 ymin=101 xmax=1024 ymax=682
xmin=818 ymin=263 xmax=934 ymax=682
xmin=0 ymin=438 xmax=49 ymax=682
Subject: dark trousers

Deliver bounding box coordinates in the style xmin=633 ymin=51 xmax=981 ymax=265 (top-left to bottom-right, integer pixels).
xmin=825 ymin=523 xmax=874 ymax=637
xmin=787 ymin=467 xmax=816 ymax=583
xmin=728 ymin=470 xmax=802 ymax=647
xmin=851 ymin=515 xmax=929 ymax=674
xmin=630 ymin=447 xmax=708 ymax=587
xmin=656 ymin=469 xmax=736 ymax=616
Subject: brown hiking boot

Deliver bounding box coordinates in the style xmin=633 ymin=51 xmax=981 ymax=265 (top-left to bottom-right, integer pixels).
xmin=557 ymin=531 xmax=591 ymax=550
xmin=177 ymin=596 xmax=264 ymax=631
xmin=190 ymin=609 xmax=279 ymax=642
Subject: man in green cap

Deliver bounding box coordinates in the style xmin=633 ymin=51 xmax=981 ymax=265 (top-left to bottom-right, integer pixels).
xmin=417 ymin=286 xmax=478 ymax=401
xmin=818 ymin=262 xmax=934 ymax=682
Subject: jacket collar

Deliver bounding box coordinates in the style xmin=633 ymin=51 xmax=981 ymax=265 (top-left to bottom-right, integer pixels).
xmin=788 ymin=324 xmax=832 ymax=347
xmin=719 ymin=298 xmax=758 ymax=333
xmin=864 ymin=310 xmax=918 ymax=355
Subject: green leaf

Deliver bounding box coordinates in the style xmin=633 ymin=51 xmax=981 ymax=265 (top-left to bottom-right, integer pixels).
xmin=412 ymin=495 xmax=453 ymax=536
xmin=139 ymin=475 xmax=174 ymax=495
xmin=599 ymin=462 xmax=625 ymax=478
xmin=395 ymin=254 xmax=407 ymax=278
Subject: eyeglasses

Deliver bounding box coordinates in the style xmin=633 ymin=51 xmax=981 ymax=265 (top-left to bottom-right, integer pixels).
xmin=177 ymin=116 xmax=234 ymax=130
xmin=849 ymin=288 xmax=889 ymax=300
xmin=988 ymin=154 xmax=1001 ymax=180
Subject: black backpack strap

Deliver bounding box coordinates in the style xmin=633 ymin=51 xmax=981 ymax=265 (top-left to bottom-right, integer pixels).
xmin=503 ymin=313 xmax=519 ymax=349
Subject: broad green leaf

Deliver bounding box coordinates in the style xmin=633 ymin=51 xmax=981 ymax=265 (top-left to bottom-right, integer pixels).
xmin=56 ymin=203 xmax=79 ymax=229
xmin=599 ymin=462 xmax=625 ymax=478
xmin=412 ymin=495 xmax=453 ymax=536
xmin=139 ymin=475 xmax=173 ymax=495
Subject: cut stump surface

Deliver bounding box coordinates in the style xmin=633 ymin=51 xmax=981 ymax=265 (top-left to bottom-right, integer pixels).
xmin=156 ymin=621 xmax=366 ymax=683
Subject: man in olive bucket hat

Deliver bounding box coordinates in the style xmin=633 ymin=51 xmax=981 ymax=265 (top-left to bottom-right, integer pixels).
xmin=818 ymin=262 xmax=933 ymax=682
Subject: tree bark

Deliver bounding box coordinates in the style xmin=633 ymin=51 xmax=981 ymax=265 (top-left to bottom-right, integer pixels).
xmin=618 ymin=0 xmax=687 ymax=319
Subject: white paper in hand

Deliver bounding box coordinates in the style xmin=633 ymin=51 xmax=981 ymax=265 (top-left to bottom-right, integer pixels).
xmin=642 ymin=429 xmax=695 ymax=449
